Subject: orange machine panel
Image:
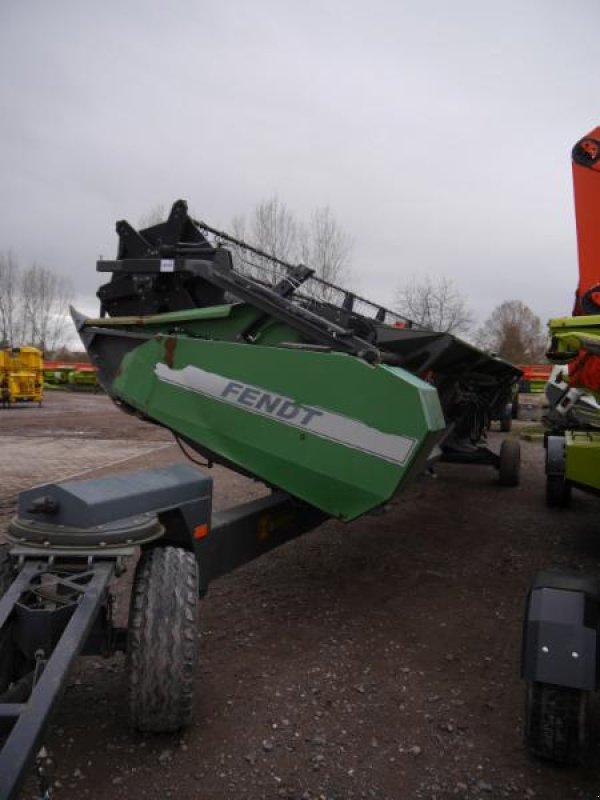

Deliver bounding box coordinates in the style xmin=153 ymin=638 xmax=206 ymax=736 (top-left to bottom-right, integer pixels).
xmin=573 ymin=127 xmax=600 ymax=313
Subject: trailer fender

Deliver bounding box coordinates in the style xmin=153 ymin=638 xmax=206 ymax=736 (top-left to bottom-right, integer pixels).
xmin=522 ymin=571 xmax=600 ymax=690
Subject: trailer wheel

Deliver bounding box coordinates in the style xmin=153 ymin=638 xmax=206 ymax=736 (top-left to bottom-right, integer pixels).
xmin=512 ymin=396 xmax=519 ymax=420
xmin=499 ymin=439 xmax=520 ymax=486
xmin=127 ymin=546 xmax=199 ymax=732
xmin=525 ymin=681 xmax=588 ymax=765
xmin=546 ymin=474 xmax=572 ymax=508
xmin=500 ymin=415 xmax=512 ymax=433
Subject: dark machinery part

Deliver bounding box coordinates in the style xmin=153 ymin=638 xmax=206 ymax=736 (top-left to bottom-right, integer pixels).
xmin=522 ymin=572 xmax=600 ymax=691
xmin=521 ymin=571 xmax=600 ymax=765
xmin=438 ymin=437 xmax=521 ymax=487
xmin=544 ymin=434 xmax=572 ymax=508
xmin=498 ymin=438 xmax=521 ymax=486
xmin=525 ymin=681 xmax=588 ymax=765
xmin=0 ymin=466 xmax=326 ymax=799
xmin=0 ymin=559 xmax=114 ymax=800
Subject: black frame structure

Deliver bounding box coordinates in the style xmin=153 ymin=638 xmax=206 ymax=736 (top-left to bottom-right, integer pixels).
xmin=0 ymin=466 xmax=325 ymax=799
xmin=0 ymin=560 xmax=115 ymax=800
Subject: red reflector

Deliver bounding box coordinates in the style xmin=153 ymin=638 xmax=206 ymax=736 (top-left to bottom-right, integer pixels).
xmin=193 ymin=524 xmax=209 ymax=540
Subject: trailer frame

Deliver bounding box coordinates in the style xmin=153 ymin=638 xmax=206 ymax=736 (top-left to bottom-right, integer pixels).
xmin=0 ymin=464 xmax=324 ymax=799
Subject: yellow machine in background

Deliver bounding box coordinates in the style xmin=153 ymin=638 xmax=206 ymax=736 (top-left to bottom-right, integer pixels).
xmin=0 ymin=346 xmax=44 ymax=407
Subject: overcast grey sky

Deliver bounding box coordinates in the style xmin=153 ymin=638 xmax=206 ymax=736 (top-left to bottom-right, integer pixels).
xmin=0 ymin=0 xmax=598 ymax=334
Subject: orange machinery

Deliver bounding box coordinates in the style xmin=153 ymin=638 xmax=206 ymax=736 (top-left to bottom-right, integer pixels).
xmin=547 ymin=127 xmax=600 ymax=393
xmin=572 ymin=126 xmax=600 ymax=316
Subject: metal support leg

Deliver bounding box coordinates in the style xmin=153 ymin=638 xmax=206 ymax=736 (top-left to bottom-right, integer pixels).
xmin=0 ymin=560 xmax=114 ymax=800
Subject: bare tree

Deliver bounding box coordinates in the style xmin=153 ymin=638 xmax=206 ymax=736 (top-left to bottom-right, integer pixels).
xmin=20 ymin=264 xmax=73 ymax=351
xmin=298 ymin=206 xmax=352 ymax=299
xmin=0 ymin=251 xmax=21 ymax=345
xmin=395 ymin=275 xmax=474 ymax=334
xmin=244 ymin=196 xmax=298 ymax=284
xmin=138 ymin=204 xmax=166 ymax=229
xmin=227 ymin=214 xmax=262 ymax=280
xmin=224 ymin=198 xmax=298 ymax=285
xmin=251 ymin=196 xmax=297 ymax=263
xmin=476 ymin=300 xmax=547 ymax=363
xmin=230 ymin=199 xmax=353 ymax=299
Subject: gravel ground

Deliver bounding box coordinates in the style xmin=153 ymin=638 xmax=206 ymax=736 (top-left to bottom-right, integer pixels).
xmin=1 ymin=392 xmax=600 ymax=800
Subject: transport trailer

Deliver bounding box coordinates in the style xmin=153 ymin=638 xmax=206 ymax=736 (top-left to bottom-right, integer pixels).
xmin=1 ymin=454 xmax=520 ymax=799
xmin=0 ymin=202 xmax=522 ymax=796
xmin=0 ymin=440 xmax=519 ymax=798
xmin=0 ymin=464 xmax=325 ymax=799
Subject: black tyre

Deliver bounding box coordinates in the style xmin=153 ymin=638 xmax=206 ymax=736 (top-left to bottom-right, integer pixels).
xmin=0 ymin=545 xmax=17 ymax=695
xmin=499 ymin=439 xmax=520 ymax=486
xmin=127 ymin=546 xmax=199 ymax=732
xmin=546 ymin=474 xmax=572 ymax=508
xmin=525 ymin=681 xmax=588 ymax=765
xmin=512 ymin=396 xmax=519 ymax=420
xmin=500 ymin=415 xmax=512 ymax=433
xmin=0 ymin=544 xmax=14 ymax=593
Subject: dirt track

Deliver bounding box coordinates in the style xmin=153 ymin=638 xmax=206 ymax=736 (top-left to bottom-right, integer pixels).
xmin=1 ymin=392 xmax=600 ymax=800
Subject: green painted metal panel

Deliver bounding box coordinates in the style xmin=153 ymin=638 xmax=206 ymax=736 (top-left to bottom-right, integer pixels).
xmin=85 ymin=304 xmax=235 ymax=327
xmin=549 ymin=314 xmax=600 ymax=364
xmin=91 ymin=303 xmax=303 ymax=347
xmin=565 ymin=430 xmax=600 ymax=491
xmin=112 ymin=336 xmax=445 ymax=520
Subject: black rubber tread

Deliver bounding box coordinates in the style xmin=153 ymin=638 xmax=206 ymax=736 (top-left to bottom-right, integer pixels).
xmin=499 ymin=439 xmax=521 ymax=486
xmin=0 ymin=544 xmax=13 ymax=593
xmin=511 ymin=397 xmax=519 ymax=420
xmin=0 ymin=544 xmax=17 ymax=694
xmin=525 ymin=682 xmax=588 ymax=765
xmin=545 ymin=474 xmax=572 ymax=508
xmin=127 ymin=546 xmax=199 ymax=732
xmin=500 ymin=415 xmax=512 ymax=433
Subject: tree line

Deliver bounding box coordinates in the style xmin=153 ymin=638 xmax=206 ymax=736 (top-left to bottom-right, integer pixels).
xmin=0 ymin=252 xmax=73 ymax=352
xmin=1 ymin=196 xmax=550 ymax=363
xmin=225 ymin=196 xmax=548 ymax=364
xmin=396 ymin=277 xmax=548 ymax=363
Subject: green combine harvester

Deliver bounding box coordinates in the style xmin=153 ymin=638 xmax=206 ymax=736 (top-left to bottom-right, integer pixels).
xmin=543 ymin=315 xmax=600 ymax=506
xmin=74 ymin=200 xmax=521 ymax=517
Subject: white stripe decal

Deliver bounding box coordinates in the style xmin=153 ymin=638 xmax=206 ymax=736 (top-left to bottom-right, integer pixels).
xmin=154 ymin=363 xmax=416 ymax=466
